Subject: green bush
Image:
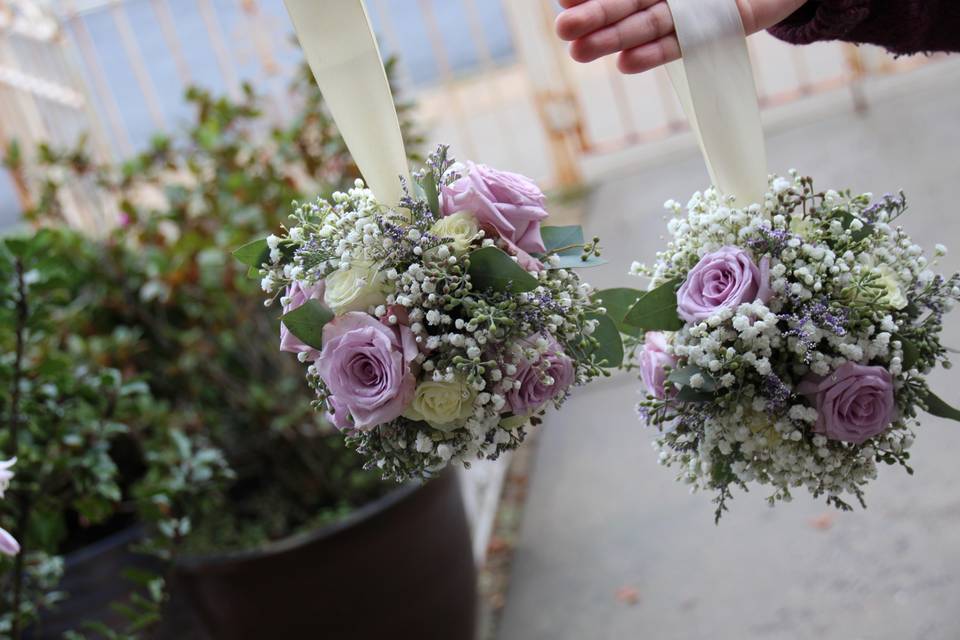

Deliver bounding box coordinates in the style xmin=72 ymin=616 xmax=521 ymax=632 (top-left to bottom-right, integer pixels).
xmin=1 ymin=59 xmax=422 ymax=634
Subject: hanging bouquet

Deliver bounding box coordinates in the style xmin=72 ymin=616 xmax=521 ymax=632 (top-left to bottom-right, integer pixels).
xmin=235 ymin=146 xmax=622 ymax=480
xmin=598 ymin=174 xmax=960 ymax=520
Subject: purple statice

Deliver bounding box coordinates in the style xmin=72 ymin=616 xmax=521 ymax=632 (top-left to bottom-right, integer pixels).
xmin=780 ymin=297 xmax=848 ymax=362
xmin=514 ymin=291 xmax=567 ymax=334
xmin=862 ymin=191 xmax=907 ymax=223
xmin=762 ymin=373 xmax=792 ymax=415
xmin=748 ymin=226 xmax=795 ymax=258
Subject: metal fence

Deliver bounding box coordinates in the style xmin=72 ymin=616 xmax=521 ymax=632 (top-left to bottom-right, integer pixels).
xmin=1 ymin=0 xmax=942 ymax=211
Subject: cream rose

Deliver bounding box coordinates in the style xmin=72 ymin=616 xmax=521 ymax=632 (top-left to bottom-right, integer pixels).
xmin=324 ymin=261 xmax=388 ymax=315
xmin=404 ymin=378 xmax=476 ymax=431
xmin=874 ymin=264 xmax=908 ymax=310
xmin=430 ymin=211 xmax=479 ymax=253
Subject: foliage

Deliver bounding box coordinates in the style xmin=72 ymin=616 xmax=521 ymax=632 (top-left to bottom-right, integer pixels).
xmin=0 ymin=58 xmax=422 ymax=633
xmin=0 ymin=230 xmax=221 ymax=637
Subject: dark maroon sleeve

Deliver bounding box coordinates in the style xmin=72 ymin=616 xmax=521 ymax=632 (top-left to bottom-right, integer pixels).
xmin=768 ymin=0 xmax=960 ymax=56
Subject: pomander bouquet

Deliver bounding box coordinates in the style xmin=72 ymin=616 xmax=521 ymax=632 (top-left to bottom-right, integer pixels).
xmin=598 ymin=174 xmax=960 ymax=520
xmin=236 ymin=147 xmax=622 ymax=480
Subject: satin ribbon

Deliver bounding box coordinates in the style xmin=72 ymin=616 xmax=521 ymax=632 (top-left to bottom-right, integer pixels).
xmin=664 ymin=0 xmax=768 ymax=205
xmin=282 ymin=0 xmax=410 ymax=206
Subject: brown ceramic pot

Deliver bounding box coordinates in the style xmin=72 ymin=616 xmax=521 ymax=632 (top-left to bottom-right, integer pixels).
xmin=170 ymin=470 xmax=477 ymax=640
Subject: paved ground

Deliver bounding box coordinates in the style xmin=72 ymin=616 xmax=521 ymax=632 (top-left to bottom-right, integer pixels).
xmin=497 ymin=59 xmax=960 ymax=640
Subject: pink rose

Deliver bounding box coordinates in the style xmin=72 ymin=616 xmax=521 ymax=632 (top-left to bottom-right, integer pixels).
xmin=0 ymin=527 xmax=18 ymax=557
xmin=677 ymin=247 xmax=771 ymax=323
xmin=280 ymin=280 xmax=327 ymax=361
xmin=638 ymin=332 xmax=677 ymax=400
xmin=317 ymin=312 xmax=418 ymax=431
xmin=798 ymin=362 xmax=895 ymax=444
xmin=441 ymin=163 xmax=549 ymax=255
xmin=0 ymin=458 xmax=18 ymax=557
xmin=506 ymin=337 xmax=575 ymax=415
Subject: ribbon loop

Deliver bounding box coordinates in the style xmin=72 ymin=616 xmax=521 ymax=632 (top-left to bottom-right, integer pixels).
xmin=665 ymin=0 xmax=768 ymax=205
xmin=283 ymin=0 xmax=410 ymax=206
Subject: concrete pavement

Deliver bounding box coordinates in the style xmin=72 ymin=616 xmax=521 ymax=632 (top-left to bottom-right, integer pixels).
xmin=497 ymin=59 xmax=960 ymax=640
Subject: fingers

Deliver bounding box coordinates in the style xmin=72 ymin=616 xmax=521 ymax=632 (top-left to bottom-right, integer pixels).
xmin=568 ymin=2 xmax=674 ymax=63
xmin=617 ymin=34 xmax=681 ymax=74
xmin=555 ymin=0 xmax=661 ymax=42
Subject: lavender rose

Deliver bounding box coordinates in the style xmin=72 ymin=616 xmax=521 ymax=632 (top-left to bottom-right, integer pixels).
xmin=280 ymin=280 xmax=327 ymax=360
xmin=506 ymin=337 xmax=575 ymax=416
xmin=441 ymin=162 xmax=549 ymax=255
xmin=317 ymin=312 xmax=418 ymax=431
xmin=676 ymin=247 xmax=771 ymax=323
xmin=638 ymin=332 xmax=676 ymax=400
xmin=798 ymin=363 xmax=896 ymax=444
xmin=0 ymin=458 xmax=18 ymax=557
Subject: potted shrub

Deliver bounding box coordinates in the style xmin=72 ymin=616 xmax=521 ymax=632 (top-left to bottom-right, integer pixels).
xmin=4 ymin=60 xmax=478 ymax=638
xmin=0 ymin=229 xmax=232 ymax=639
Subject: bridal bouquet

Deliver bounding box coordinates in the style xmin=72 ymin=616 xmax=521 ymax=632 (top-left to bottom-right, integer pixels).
xmin=599 ymin=174 xmax=960 ymax=519
xmin=236 ymin=147 xmax=621 ymax=480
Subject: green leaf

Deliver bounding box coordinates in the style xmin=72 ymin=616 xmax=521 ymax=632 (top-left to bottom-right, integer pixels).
xmin=420 ymin=172 xmax=441 ymax=217
xmin=586 ymin=313 xmax=624 ymax=367
xmin=922 ymin=389 xmax=960 ymax=422
xmin=623 ymin=278 xmax=684 ymax=331
xmin=467 ymin=246 xmax=538 ymax=293
xmin=667 ymin=366 xmax=717 ymax=392
xmin=541 ymin=226 xmax=584 ymax=256
xmin=281 ymin=300 xmax=334 ymax=350
xmin=594 ymin=288 xmax=645 ymax=337
xmin=898 ymin=335 xmax=921 ymax=370
xmin=233 ymin=238 xmax=270 ymax=268
xmin=838 ymin=211 xmax=873 ymax=242
xmin=675 ymin=387 xmax=716 ymax=403
xmin=547 ymin=254 xmax=608 ymax=270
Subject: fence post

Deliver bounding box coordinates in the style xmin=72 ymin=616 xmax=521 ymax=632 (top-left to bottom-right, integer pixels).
xmin=501 ymin=0 xmax=583 ymax=188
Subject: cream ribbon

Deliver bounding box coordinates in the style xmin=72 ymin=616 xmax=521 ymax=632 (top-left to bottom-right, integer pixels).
xmin=664 ymin=0 xmax=768 ymax=205
xmin=282 ymin=0 xmax=410 ymax=206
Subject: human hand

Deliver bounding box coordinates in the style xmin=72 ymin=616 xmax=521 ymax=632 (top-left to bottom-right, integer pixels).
xmin=555 ymin=0 xmax=807 ymax=73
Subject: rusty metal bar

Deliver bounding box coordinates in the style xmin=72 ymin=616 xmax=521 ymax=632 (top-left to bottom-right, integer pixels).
xmin=150 ymin=0 xmax=192 ymax=86
xmin=196 ymin=0 xmax=242 ymax=99
xmin=111 ymin=1 xmax=167 ymax=130
xmin=63 ymin=1 xmax=134 ymax=155
xmin=417 ymin=0 xmax=478 ymax=158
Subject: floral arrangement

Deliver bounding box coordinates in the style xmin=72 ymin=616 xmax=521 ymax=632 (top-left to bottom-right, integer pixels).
xmin=598 ymin=174 xmax=960 ymax=520
xmin=236 ymin=146 xmax=622 ymax=480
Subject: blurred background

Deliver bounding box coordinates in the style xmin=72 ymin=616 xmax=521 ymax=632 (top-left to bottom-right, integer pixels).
xmin=0 ymin=1 xmax=958 ymax=639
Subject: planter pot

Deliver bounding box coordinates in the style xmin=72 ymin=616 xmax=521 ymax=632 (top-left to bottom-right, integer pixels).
xmin=170 ymin=470 xmax=477 ymax=640
xmin=26 ymin=527 xmax=204 ymax=639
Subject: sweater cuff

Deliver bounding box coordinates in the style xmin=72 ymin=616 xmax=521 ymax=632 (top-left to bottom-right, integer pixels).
xmin=768 ymin=0 xmax=872 ymax=45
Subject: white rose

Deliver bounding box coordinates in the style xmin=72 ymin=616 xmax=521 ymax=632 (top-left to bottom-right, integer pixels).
xmin=874 ymin=264 xmax=908 ymax=310
xmin=430 ymin=212 xmax=479 ymax=253
xmin=324 ymin=261 xmax=389 ymax=315
xmin=404 ymin=378 xmax=476 ymax=431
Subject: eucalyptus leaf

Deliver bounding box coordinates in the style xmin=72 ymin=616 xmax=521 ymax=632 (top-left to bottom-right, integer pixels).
xmin=922 ymin=389 xmax=960 ymax=422
xmin=675 ymin=387 xmax=716 ymax=403
xmin=541 ymin=225 xmax=584 ymax=256
xmin=420 ymin=172 xmax=441 ymax=217
xmin=233 ymin=238 xmax=270 ymax=268
xmin=593 ymin=288 xmax=645 ymax=337
xmin=586 ymin=313 xmax=624 ymax=367
xmin=623 ymin=278 xmax=684 ymax=331
xmin=281 ymin=300 xmax=334 ymax=350
xmin=548 ymin=254 xmax=608 ymax=270
xmin=898 ymin=335 xmax=921 ymax=370
xmin=667 ymin=366 xmax=717 ymax=392
xmin=467 ymin=246 xmax=538 ymax=293
xmin=838 ymin=211 xmax=873 ymax=242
